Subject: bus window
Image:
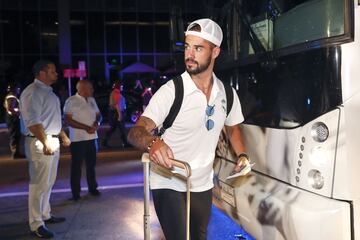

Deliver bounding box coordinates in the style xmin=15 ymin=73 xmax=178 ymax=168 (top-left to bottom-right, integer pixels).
xmin=218 ymin=46 xmax=342 ymax=129
xmin=221 ymin=0 xmax=350 ymax=59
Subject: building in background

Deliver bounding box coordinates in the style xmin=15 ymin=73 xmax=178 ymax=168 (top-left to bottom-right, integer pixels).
xmin=0 ymin=0 xmax=210 ymax=122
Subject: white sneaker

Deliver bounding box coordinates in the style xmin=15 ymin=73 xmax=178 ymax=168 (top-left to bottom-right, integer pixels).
xmin=227 ymin=161 xmax=255 ymax=180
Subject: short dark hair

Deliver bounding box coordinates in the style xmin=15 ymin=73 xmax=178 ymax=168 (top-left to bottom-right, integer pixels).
xmin=32 ymin=60 xmax=54 ymax=76
xmin=188 ymin=23 xmax=216 ymax=49
xmin=189 ymin=24 xmax=201 ymax=32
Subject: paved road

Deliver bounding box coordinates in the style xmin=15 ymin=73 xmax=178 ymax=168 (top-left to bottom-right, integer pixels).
xmin=0 ymin=125 xmax=253 ymax=240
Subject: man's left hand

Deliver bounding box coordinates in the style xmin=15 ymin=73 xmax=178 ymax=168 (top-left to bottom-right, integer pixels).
xmin=233 ymin=155 xmax=251 ymax=174
xmin=61 ymin=135 xmax=71 ymax=147
xmin=92 ymin=121 xmax=100 ymax=130
xmin=149 ymin=138 xmax=174 ymax=168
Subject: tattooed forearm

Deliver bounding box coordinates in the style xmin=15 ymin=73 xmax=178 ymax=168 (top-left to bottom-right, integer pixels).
xmin=127 ymin=116 xmax=156 ymax=151
xmin=127 ymin=126 xmax=154 ymax=151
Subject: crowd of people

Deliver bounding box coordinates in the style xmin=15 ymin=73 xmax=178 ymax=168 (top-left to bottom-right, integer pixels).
xmin=2 ymin=74 xmax=155 ymax=155
xmin=1 ymin=18 xmax=252 ymax=239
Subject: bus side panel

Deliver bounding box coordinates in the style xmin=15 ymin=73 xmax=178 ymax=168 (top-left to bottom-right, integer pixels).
xmin=218 ymin=109 xmax=340 ymax=199
xmin=341 ymin=2 xmax=360 ymax=103
xmin=213 ymin=165 xmax=352 ymax=240
xmin=333 ymin=104 xmax=360 ymax=200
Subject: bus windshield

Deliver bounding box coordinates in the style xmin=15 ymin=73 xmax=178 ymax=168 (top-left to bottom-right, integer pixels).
xmin=216 ymin=0 xmax=351 ymax=128
xmin=222 ymin=0 xmax=346 ymax=57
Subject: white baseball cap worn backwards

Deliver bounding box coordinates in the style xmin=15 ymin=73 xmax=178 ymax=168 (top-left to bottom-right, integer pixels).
xmin=185 ymin=18 xmax=223 ymax=47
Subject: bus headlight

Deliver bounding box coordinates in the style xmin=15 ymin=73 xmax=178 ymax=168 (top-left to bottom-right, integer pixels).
xmin=308 ymin=169 xmax=324 ymax=189
xmin=311 ymin=122 xmax=329 ymax=142
xmin=309 ymin=146 xmax=328 ymax=166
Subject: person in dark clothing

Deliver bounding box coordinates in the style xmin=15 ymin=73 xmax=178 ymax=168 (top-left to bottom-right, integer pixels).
xmin=102 ymin=80 xmax=128 ymax=148
xmin=3 ymin=84 xmax=24 ymax=159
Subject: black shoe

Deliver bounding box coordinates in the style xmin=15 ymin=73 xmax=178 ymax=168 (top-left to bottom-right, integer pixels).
xmin=89 ymin=189 xmax=101 ymax=196
xmin=68 ymin=195 xmax=81 ymax=201
xmin=31 ymin=225 xmax=54 ymax=239
xmin=44 ymin=216 xmax=66 ymax=224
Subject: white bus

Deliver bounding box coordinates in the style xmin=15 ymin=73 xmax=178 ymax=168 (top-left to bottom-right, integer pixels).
xmin=213 ymin=0 xmax=360 ymax=239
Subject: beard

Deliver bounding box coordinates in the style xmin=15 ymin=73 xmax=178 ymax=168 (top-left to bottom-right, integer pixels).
xmin=185 ymin=55 xmax=212 ymax=75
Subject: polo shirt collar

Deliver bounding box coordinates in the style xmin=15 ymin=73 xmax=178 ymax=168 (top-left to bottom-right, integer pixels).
xmin=34 ymin=79 xmax=53 ymax=91
xmin=75 ymin=92 xmax=88 ymax=102
xmin=181 ymin=71 xmax=221 ymax=100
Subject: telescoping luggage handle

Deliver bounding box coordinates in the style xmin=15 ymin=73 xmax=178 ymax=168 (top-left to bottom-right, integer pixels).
xmin=141 ymin=153 xmax=192 ymax=240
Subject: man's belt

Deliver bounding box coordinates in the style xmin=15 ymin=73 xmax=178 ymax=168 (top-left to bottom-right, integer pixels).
xmin=25 ymin=135 xmax=60 ymax=138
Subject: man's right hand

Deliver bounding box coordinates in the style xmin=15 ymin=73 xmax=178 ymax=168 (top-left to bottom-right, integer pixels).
xmin=148 ymin=138 xmax=174 ymax=168
xmin=86 ymin=125 xmax=96 ymax=134
xmin=43 ymin=141 xmax=54 ymax=155
xmin=28 ymin=124 xmax=55 ymax=155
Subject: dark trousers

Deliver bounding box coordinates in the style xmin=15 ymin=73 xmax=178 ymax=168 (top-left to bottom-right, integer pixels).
xmin=70 ymin=139 xmax=98 ymax=197
xmin=104 ymin=109 xmax=127 ymax=144
xmin=152 ymin=188 xmax=212 ymax=240
xmin=5 ymin=114 xmax=21 ymax=155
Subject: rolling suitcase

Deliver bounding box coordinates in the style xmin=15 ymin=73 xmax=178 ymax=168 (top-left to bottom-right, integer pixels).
xmin=141 ymin=153 xmax=192 ymax=240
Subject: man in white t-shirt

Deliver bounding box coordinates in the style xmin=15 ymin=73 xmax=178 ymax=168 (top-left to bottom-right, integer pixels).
xmin=64 ymin=80 xmax=102 ymax=201
xmin=128 ymin=19 xmax=250 ymax=240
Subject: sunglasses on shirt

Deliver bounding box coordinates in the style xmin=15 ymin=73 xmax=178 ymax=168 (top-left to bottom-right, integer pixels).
xmin=205 ymin=104 xmax=215 ymax=131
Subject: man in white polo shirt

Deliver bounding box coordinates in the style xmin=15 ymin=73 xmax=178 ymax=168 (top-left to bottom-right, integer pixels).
xmin=128 ymin=19 xmax=250 ymax=240
xmin=64 ymin=80 xmax=102 ymax=201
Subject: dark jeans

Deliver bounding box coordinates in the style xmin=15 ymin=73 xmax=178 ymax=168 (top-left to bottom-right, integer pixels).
xmin=152 ymin=188 xmax=212 ymax=240
xmin=70 ymin=139 xmax=98 ymax=197
xmin=5 ymin=114 xmax=21 ymax=155
xmin=104 ymin=109 xmax=127 ymax=145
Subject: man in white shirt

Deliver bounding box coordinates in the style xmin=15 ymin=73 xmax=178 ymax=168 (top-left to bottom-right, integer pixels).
xmin=64 ymin=80 xmax=102 ymax=201
xmin=20 ymin=60 xmax=71 ymax=239
xmin=128 ymin=19 xmax=250 ymax=240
